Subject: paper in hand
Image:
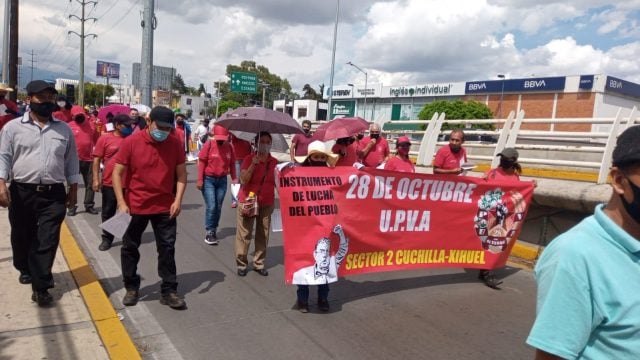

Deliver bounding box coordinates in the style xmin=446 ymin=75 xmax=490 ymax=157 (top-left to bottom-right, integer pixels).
xmin=99 ymin=211 xmax=132 ymax=239
xmin=231 ymin=184 xmax=240 ymax=199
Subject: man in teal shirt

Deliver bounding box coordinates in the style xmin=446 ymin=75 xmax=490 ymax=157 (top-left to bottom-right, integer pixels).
xmin=527 ymin=125 xmax=640 ymax=359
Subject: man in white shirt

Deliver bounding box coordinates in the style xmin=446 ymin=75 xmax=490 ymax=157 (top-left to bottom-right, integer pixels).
xmin=193 ymin=119 xmax=210 ymax=150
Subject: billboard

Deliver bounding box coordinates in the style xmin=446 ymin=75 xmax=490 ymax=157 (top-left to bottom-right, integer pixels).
xmin=96 ymin=61 xmax=120 ymax=79
xmin=605 ymin=76 xmax=640 ymax=99
xmin=465 ymin=76 xmax=566 ymax=94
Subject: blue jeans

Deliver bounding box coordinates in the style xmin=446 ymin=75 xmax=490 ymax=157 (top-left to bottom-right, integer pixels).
xmin=202 ymin=175 xmax=228 ymax=232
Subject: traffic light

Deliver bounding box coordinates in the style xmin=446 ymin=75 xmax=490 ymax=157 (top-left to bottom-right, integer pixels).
xmin=66 ymin=84 xmax=76 ymax=104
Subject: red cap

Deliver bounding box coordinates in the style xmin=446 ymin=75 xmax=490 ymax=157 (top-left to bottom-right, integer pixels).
xmin=396 ymin=135 xmax=411 ymax=145
xmin=212 ymin=125 xmax=229 ymax=141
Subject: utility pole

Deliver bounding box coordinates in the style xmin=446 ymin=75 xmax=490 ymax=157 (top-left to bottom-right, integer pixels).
xmin=68 ymin=0 xmax=97 ymax=106
xmin=327 ymin=0 xmax=340 ymax=120
xmin=2 ymin=0 xmax=10 ymax=84
xmin=8 ymin=0 xmax=18 ymax=100
xmin=28 ymin=49 xmax=37 ymax=82
xmin=140 ymin=0 xmax=156 ymax=107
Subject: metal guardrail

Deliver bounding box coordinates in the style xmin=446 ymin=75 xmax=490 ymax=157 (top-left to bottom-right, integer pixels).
xmin=376 ymin=107 xmax=638 ymax=184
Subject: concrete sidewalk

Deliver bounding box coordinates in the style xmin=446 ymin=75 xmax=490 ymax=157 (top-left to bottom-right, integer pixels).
xmin=0 ymin=207 xmax=139 ymax=360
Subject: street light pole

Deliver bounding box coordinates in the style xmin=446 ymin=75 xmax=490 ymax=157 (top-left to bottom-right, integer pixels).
xmin=347 ymin=61 xmax=367 ymax=119
xmin=497 ymin=74 xmax=505 ymax=119
xmin=327 ymin=0 xmax=340 ymax=120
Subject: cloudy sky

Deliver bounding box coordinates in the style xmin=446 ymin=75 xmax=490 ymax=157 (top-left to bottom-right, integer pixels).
xmin=8 ymin=0 xmax=640 ymax=94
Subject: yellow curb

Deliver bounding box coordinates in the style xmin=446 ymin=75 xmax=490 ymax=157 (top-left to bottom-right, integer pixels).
xmin=60 ymin=221 xmax=141 ymax=360
xmin=510 ymin=240 xmax=542 ymax=261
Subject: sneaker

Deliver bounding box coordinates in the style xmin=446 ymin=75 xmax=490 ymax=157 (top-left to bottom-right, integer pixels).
xmin=31 ymin=290 xmax=54 ymax=307
xmin=18 ymin=273 xmax=32 ymax=284
xmin=122 ymin=290 xmax=139 ymax=306
xmin=67 ymin=206 xmax=77 ymax=216
xmin=85 ymin=206 xmax=99 ymax=215
xmin=98 ymin=240 xmax=112 ymax=251
xmin=297 ymin=300 xmax=309 ymax=313
xmin=479 ymin=270 xmax=503 ymax=290
xmin=204 ymin=231 xmax=218 ymax=245
xmin=318 ymin=298 xmax=330 ymax=312
xmin=160 ymin=292 xmax=186 ymax=309
xmin=230 ymin=201 xmax=238 ymax=208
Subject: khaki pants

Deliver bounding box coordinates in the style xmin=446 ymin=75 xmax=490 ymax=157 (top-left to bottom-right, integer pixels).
xmin=235 ymin=204 xmax=274 ymax=270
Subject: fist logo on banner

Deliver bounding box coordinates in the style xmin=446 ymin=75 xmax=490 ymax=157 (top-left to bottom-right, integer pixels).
xmin=474 ymin=189 xmax=526 ymax=253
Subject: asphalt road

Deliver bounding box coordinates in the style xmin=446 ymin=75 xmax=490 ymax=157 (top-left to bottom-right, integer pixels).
xmin=67 ymin=163 xmax=538 ymax=360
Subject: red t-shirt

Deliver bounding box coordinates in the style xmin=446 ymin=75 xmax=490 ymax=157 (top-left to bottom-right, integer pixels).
xmin=53 ymin=108 xmax=72 ymax=123
xmin=358 ymin=136 xmax=390 ymax=167
xmin=230 ymin=134 xmax=252 ymax=161
xmin=384 ymin=156 xmax=415 ymax=173
xmin=433 ymin=145 xmax=467 ymax=170
xmin=484 ymin=167 xmax=520 ymax=182
xmin=173 ymin=126 xmax=186 ymax=153
xmin=238 ymin=154 xmax=277 ymax=206
xmin=332 ymin=142 xmax=359 ymax=167
xmin=197 ymin=140 xmax=237 ymax=186
xmin=291 ymin=133 xmax=315 ymax=156
xmin=93 ymin=132 xmax=125 ymax=187
xmin=0 ymin=98 xmax=19 ymax=131
xmin=68 ymin=119 xmax=96 ymax=161
xmin=115 ymin=130 xmax=185 ymax=214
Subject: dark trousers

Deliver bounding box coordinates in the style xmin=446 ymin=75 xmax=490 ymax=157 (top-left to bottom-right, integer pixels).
xmin=297 ymin=284 xmax=330 ymax=303
xmin=100 ymin=186 xmax=117 ymax=243
xmin=8 ymin=182 xmax=66 ymax=291
xmin=79 ymin=160 xmax=95 ymax=208
xmin=121 ymin=213 xmax=178 ymax=294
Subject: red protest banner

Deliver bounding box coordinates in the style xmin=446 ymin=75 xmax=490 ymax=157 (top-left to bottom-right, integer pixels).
xmin=278 ymin=166 xmax=534 ymax=285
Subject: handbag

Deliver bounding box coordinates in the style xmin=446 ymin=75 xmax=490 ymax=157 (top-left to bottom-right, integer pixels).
xmin=240 ymin=158 xmax=270 ymax=218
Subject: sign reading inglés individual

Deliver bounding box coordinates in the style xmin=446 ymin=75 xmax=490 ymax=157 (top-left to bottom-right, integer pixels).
xmin=278 ymin=167 xmax=534 ymax=284
xmin=230 ymin=71 xmax=257 ymax=93
xmin=388 ymin=83 xmax=453 ymax=97
xmin=96 ymin=61 xmax=120 ymax=79
xmin=330 ymin=100 xmax=355 ymax=119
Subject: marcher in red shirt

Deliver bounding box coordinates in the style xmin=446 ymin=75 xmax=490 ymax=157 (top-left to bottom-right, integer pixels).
xmin=357 ymin=123 xmax=389 ymax=167
xmin=433 ymin=129 xmax=467 ymax=175
xmin=52 ymin=95 xmax=72 ymax=123
xmin=0 ymin=83 xmax=20 ymax=132
xmin=235 ymin=131 xmax=277 ymax=277
xmin=332 ymin=136 xmax=359 ymax=167
xmin=479 ymin=147 xmax=534 ymax=289
xmin=384 ymin=135 xmax=415 ymax=173
xmin=92 ymin=114 xmax=133 ymax=251
xmin=67 ymin=105 xmax=98 ymax=216
xmin=112 ymin=106 xmax=187 ymax=310
xmin=197 ymin=125 xmax=237 ymax=245
xmin=229 ymin=133 xmax=252 ymax=208
xmin=290 ymin=120 xmax=315 ymax=162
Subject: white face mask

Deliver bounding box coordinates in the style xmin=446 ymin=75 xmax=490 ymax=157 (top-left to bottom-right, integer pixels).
xmin=57 ymin=101 xmax=66 ymax=107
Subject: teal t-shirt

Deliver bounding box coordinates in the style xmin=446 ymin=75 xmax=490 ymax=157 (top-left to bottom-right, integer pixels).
xmin=527 ymin=204 xmax=640 ymax=359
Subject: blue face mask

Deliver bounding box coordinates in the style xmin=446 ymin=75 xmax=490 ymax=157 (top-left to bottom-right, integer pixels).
xmin=120 ymin=127 xmax=133 ymax=137
xmin=150 ymin=128 xmax=170 ymax=142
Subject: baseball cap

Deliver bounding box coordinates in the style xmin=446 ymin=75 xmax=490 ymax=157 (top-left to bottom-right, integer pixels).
xmin=149 ymin=106 xmax=175 ymax=128
xmin=497 ymin=147 xmax=519 ymax=160
xmin=26 ymin=80 xmax=57 ymax=95
xmin=396 ymin=135 xmax=411 ymax=145
xmin=612 ymin=125 xmax=640 ymax=168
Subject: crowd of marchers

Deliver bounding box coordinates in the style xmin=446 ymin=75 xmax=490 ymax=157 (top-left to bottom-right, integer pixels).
xmin=1 ymin=80 xmax=639 ymax=359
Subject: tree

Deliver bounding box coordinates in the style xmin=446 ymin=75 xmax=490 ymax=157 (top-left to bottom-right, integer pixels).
xmin=217 ymin=99 xmax=242 ymax=115
xmin=197 ymin=83 xmax=207 ymax=96
xmin=302 ymin=84 xmax=318 ymax=99
xmin=172 ymin=74 xmax=188 ymax=94
xmin=418 ymin=100 xmax=494 ymax=130
xmin=83 ymin=83 xmax=115 ymax=106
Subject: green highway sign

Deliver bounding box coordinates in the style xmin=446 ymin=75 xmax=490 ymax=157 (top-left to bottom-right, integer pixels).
xmin=230 ymin=71 xmax=258 ymax=93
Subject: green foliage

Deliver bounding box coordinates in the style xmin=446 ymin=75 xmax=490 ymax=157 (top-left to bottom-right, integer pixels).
xmin=302 ymin=84 xmax=323 ymax=100
xmin=83 ymin=83 xmax=115 ymax=106
xmin=417 ymin=100 xmax=494 ymax=130
xmin=172 ymin=74 xmax=188 ymax=94
xmin=217 ymin=99 xmax=242 ymax=115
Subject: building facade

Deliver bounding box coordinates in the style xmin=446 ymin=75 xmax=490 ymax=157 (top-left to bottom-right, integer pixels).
xmin=325 ymin=74 xmax=640 ymax=132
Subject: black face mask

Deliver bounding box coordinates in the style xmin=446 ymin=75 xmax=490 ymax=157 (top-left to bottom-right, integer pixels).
xmin=621 ymin=176 xmax=640 ymax=224
xmin=74 ymin=116 xmax=86 ymax=124
xmin=356 ymin=134 xmax=364 ymax=140
xmin=30 ymin=102 xmax=57 ymax=117
xmin=370 ymin=133 xmax=380 ymax=140
xmin=303 ymin=128 xmax=310 ymax=135
xmin=216 ymin=140 xmax=224 ymax=145
xmin=308 ymin=160 xmax=326 ymax=167
xmin=336 ymin=138 xmax=349 ymax=145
